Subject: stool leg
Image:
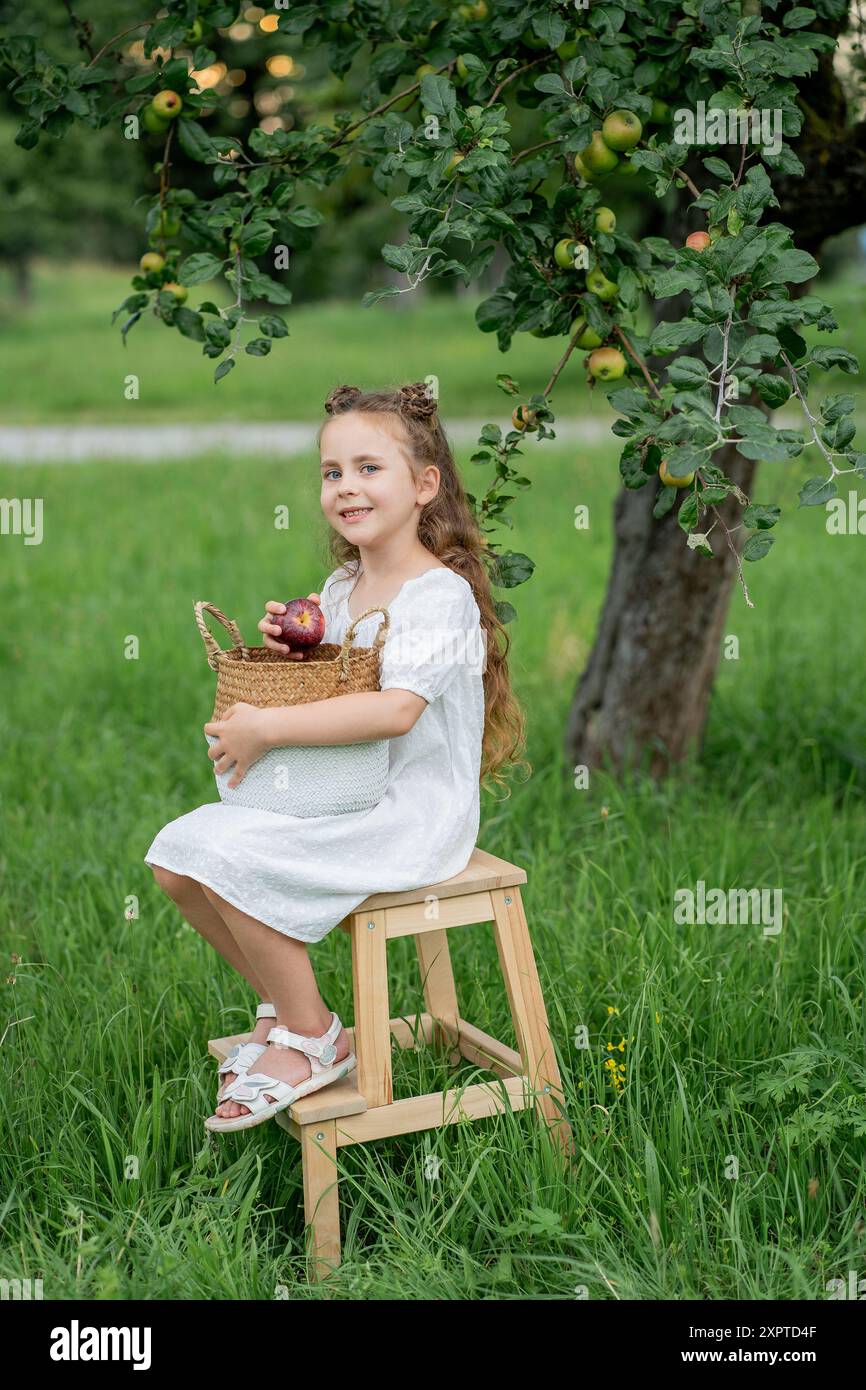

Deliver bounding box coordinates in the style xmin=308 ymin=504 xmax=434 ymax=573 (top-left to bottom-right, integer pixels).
xmin=350 ymin=907 xmax=393 ymax=1108
xmin=301 ymin=1120 xmax=340 ymax=1280
xmin=490 ymin=887 xmax=574 ymax=1161
xmin=415 ymin=930 xmax=461 ymax=1061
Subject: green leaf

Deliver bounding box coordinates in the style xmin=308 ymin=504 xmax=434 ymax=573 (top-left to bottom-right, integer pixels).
xmin=245 ymin=337 xmax=272 ymax=357
xmin=755 ymin=373 xmax=791 ymax=408
xmin=173 ymin=308 xmax=205 ymax=342
xmin=798 ymin=477 xmax=837 ymax=507
xmin=820 ymin=394 xmax=856 ymax=424
xmin=743 ymin=533 xmax=775 ymax=561
xmin=493 ymin=599 xmax=517 ymax=624
xmin=653 ymin=484 xmax=677 ymax=518
xmin=810 ymin=347 xmax=860 ymax=375
xmin=179 ymin=253 xmax=224 ymax=286
xmin=667 ymin=357 xmax=709 ymax=389
xmin=176 ymin=118 xmax=218 ymax=163
xmin=214 ymin=358 xmax=236 ymax=383
xmin=755 ymin=249 xmax=819 ymax=287
xmin=784 ymin=7 xmax=817 ymax=28
xmin=285 ymin=205 xmax=325 ymax=228
xmin=258 ymin=315 xmax=289 ymax=338
xmin=419 ymin=73 xmax=456 ymax=117
xmin=703 ymin=156 xmax=733 ymax=180
xmin=744 ymin=504 xmax=781 ymax=530
xmin=493 ymin=551 xmax=535 ymax=588
xmin=677 ymin=491 xmax=700 ymax=533
xmin=247 ymin=271 xmax=292 ymax=305
xmin=648 ymin=319 xmax=704 ymax=354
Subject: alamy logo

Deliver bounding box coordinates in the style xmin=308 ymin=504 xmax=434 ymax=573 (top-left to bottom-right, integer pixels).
xmin=0 ymin=497 xmax=43 ymax=545
xmin=674 ymin=880 xmax=783 ymax=936
xmin=673 ymin=101 xmax=782 ymax=157
xmin=49 ymin=1320 xmax=152 ymax=1370
xmin=0 ymin=1277 xmax=43 ymax=1299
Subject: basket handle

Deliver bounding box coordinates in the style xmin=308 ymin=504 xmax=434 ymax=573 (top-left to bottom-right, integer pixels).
xmin=338 ymin=606 xmax=390 ymax=681
xmin=194 ymin=601 xmax=250 ymax=672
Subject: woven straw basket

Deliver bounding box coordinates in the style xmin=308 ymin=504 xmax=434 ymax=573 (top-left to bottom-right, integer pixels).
xmin=195 ymin=600 xmax=392 ymax=818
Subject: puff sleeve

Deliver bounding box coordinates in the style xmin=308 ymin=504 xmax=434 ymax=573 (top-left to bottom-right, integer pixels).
xmin=378 ymin=575 xmax=485 ymax=705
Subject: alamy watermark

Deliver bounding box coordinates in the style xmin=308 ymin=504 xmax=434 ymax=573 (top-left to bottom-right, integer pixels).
xmin=0 ymin=497 xmax=43 ymax=545
xmin=673 ymin=101 xmax=782 ymax=158
xmin=674 ymin=880 xmax=783 ymax=936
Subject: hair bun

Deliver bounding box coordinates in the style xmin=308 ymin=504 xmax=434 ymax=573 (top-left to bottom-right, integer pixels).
xmin=324 ymin=384 xmax=363 ymax=415
xmin=398 ymin=381 xmax=438 ymax=422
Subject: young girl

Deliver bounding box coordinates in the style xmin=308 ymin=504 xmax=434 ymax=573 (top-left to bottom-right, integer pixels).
xmin=144 ymin=381 xmax=528 ymax=1133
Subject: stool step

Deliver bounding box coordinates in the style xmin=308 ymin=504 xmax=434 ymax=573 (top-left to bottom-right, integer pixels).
xmin=207 ymin=1010 xmax=527 ymax=1128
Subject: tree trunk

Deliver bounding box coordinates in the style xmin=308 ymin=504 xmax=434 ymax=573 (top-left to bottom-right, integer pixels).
xmin=562 ymin=443 xmax=757 ymax=777
xmin=563 ymin=181 xmax=758 ymax=778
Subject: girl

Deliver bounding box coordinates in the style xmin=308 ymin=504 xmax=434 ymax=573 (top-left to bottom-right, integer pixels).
xmin=144 ymin=381 xmax=528 ymax=1133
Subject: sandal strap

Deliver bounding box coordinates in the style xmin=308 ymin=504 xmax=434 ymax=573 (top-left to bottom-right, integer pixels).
xmin=256 ymin=1002 xmax=277 ymax=1019
xmin=218 ymin=1040 xmax=266 ymax=1078
xmin=229 ymin=1073 xmax=297 ymax=1114
xmin=266 ymin=1013 xmax=342 ymax=1073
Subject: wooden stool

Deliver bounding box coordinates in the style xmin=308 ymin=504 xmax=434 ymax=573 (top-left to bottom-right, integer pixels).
xmin=208 ymin=847 xmax=573 ymax=1279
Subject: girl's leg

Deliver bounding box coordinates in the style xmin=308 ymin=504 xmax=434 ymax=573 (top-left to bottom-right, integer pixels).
xmin=197 ymin=883 xmax=351 ymax=1122
xmin=151 ymin=867 xmax=280 ymax=1096
xmin=150 ymin=865 xmax=269 ymax=996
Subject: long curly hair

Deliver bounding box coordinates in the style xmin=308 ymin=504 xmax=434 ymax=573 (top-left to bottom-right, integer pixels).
xmin=316 ymin=381 xmax=530 ymax=798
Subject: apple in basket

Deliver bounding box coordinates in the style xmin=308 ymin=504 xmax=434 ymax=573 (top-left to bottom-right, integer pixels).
xmin=274 ymin=597 xmax=326 ymax=657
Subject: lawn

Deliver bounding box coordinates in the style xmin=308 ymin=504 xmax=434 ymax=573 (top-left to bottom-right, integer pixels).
xmin=1 ymin=259 xmax=865 ymax=422
xmin=1 ymin=420 xmax=865 ymax=1297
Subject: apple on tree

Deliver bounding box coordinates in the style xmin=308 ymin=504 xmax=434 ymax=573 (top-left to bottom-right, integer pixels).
xmin=601 ymin=109 xmax=643 ymax=151
xmin=580 ymin=131 xmax=619 ymax=176
xmin=572 ymin=151 xmax=599 ymax=182
xmin=512 ymin=404 xmax=538 ymax=430
xmin=152 ymin=90 xmax=183 ymax=120
xmin=151 ymin=209 xmax=181 ymax=239
xmin=570 ymin=316 xmax=604 ymax=350
xmin=586 ymin=266 xmax=619 ymax=301
xmin=141 ymin=104 xmax=170 ymax=135
xmin=659 ymin=459 xmax=695 ymax=487
xmin=161 ymin=281 xmax=188 ymax=303
xmin=588 ymin=347 xmax=627 ymax=382
xmin=594 ymin=207 xmax=616 ymax=234
xmin=685 ymin=231 xmax=712 ymax=251
xmin=139 ymin=252 xmax=165 ymax=273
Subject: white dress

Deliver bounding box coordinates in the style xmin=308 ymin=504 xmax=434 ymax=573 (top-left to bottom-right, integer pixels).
xmin=143 ymin=564 xmax=485 ymax=944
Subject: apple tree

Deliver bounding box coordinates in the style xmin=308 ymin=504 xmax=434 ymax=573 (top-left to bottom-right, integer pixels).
xmin=2 ymin=0 xmax=864 ymax=775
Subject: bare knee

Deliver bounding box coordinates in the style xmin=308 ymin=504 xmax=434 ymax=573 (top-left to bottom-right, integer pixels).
xmin=151 ymin=864 xmax=199 ymax=900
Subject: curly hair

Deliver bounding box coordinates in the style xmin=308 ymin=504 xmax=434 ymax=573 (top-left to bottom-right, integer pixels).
xmin=317 ymin=381 xmax=531 ymax=799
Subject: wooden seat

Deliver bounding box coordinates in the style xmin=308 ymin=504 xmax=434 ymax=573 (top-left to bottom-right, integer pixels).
xmin=208 ymin=846 xmax=573 ymax=1279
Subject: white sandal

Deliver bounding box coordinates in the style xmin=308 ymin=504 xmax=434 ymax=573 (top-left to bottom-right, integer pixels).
xmin=215 ymin=1002 xmax=276 ymax=1104
xmin=205 ymin=1011 xmax=356 ymax=1133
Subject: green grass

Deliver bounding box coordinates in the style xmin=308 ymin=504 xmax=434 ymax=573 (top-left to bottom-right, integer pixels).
xmin=1 ymin=259 xmax=864 ymax=422
xmin=1 ymin=433 xmax=865 ymax=1298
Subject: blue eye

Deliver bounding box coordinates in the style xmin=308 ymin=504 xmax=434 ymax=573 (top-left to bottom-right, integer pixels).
xmin=361 ymin=464 xmax=379 ymax=474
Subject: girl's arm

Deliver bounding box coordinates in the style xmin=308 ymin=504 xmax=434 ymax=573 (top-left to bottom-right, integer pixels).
xmin=260 ymin=688 xmax=426 ymax=748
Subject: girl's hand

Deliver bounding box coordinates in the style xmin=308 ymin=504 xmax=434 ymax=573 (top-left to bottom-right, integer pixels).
xmin=258 ymin=593 xmax=322 ymax=659
xmin=204 ymin=702 xmax=274 ymax=788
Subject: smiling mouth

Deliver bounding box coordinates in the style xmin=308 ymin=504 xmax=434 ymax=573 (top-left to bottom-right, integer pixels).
xmin=340 ymin=507 xmax=373 ymax=518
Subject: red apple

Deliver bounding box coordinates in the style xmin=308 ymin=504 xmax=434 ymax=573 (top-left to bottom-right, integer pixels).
xmin=275 ymin=597 xmax=325 ymax=652
xmin=685 ymin=231 xmax=711 ymax=252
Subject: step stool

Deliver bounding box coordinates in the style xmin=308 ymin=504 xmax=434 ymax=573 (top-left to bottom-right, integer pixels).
xmin=208 ymin=846 xmax=573 ymax=1279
